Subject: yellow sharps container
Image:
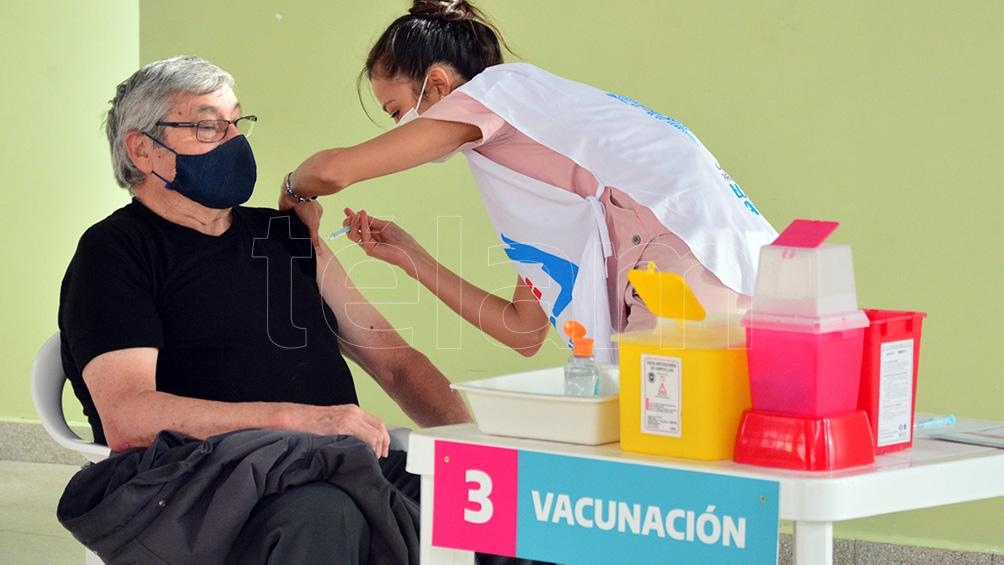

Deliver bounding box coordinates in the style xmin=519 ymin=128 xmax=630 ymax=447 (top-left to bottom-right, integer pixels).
xmin=614 ymin=263 xmax=750 ymax=460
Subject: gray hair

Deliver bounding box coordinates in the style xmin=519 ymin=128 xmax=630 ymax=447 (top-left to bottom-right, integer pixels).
xmin=106 ymin=55 xmax=234 ymax=188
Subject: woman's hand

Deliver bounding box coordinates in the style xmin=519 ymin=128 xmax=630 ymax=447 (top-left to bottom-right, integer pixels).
xmin=343 ymin=208 xmax=429 ymax=278
xmin=292 ymin=198 xmax=324 ymax=247
xmin=343 ymin=208 xmax=549 ymax=355
xmin=278 ymin=175 xmax=297 ymax=212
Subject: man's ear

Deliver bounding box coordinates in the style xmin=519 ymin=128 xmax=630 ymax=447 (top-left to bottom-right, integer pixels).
xmin=425 ymin=65 xmax=456 ymax=104
xmin=123 ymin=130 xmax=155 ymax=173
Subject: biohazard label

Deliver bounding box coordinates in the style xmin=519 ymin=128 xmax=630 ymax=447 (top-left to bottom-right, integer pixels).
xmin=877 ymin=339 xmax=914 ymax=447
xmin=641 ymin=354 xmax=682 ymax=437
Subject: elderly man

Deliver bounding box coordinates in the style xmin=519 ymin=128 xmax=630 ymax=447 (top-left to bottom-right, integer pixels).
xmin=57 ymin=55 xmax=471 ymax=564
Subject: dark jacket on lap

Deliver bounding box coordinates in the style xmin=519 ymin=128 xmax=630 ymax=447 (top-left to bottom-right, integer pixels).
xmin=57 ymin=428 xmax=419 ymax=565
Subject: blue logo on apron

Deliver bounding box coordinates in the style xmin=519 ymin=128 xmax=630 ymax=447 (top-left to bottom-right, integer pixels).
xmin=501 ymin=233 xmax=579 ymax=327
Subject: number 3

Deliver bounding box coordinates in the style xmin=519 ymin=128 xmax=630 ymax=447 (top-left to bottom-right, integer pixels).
xmin=464 ymin=469 xmax=494 ymax=524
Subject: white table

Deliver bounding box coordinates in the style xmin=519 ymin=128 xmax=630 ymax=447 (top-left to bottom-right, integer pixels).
xmin=406 ymin=416 xmax=1004 ymax=565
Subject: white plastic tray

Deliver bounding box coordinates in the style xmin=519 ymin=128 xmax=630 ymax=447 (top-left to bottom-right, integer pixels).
xmin=451 ymin=365 xmax=620 ymax=445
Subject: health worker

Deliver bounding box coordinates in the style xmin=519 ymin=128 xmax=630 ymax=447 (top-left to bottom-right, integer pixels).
xmin=282 ymin=0 xmax=777 ymax=362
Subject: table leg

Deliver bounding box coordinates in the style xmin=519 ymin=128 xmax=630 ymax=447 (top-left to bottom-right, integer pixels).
xmin=793 ymin=521 xmax=833 ymax=565
xmin=420 ymin=474 xmax=476 ymax=565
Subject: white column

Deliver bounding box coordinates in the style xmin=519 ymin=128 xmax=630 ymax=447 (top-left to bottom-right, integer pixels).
xmin=793 ymin=521 xmax=833 ymax=565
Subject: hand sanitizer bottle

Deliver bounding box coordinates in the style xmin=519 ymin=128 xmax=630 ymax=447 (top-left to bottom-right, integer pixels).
xmin=563 ymin=320 xmax=600 ymax=397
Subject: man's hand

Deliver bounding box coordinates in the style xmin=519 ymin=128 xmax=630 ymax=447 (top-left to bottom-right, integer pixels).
xmin=285 ymin=403 xmax=391 ymax=457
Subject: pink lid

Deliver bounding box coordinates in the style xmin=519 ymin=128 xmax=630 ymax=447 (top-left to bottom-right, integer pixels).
xmin=772 ymin=219 xmax=840 ymax=248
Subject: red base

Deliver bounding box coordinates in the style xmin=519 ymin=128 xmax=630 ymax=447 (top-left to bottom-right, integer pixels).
xmin=733 ymin=410 xmax=875 ymax=471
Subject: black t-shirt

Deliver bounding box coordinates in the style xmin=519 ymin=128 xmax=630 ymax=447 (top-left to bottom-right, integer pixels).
xmin=58 ymin=200 xmax=356 ymax=445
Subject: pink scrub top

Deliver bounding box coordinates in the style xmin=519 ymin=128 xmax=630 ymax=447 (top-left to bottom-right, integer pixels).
xmin=422 ymin=92 xmax=750 ymax=332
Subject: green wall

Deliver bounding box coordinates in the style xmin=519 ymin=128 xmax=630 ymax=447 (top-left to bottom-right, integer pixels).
xmin=0 ymin=1 xmax=138 ymax=420
xmin=136 ymin=0 xmax=1004 ymax=552
xmin=3 ymin=0 xmax=1000 ymax=553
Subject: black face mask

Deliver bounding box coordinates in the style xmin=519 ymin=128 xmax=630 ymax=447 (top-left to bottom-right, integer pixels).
xmin=145 ymin=133 xmax=257 ymax=209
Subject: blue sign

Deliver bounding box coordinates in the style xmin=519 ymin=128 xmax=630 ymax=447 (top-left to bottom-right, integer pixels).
xmin=515 ymin=452 xmax=779 ymax=564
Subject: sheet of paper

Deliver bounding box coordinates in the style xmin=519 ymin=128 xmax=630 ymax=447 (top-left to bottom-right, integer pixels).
xmin=930 ymin=426 xmax=1004 ymax=449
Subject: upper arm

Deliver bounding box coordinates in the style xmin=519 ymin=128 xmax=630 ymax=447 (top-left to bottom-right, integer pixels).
xmin=334 ymin=118 xmax=481 ymax=186
xmin=81 ymin=348 xmax=158 ymax=438
xmin=61 ymin=223 xmax=164 ymax=369
xmin=420 ymin=92 xmax=509 ymax=150
xmin=314 ymin=249 xmax=414 ymax=385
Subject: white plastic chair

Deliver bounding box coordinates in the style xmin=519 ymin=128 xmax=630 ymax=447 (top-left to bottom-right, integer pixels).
xmin=30 ymin=332 xmax=110 ymax=464
xmin=30 ymin=332 xmax=108 ymax=564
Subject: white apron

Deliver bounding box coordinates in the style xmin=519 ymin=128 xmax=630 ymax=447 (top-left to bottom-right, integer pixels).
xmin=457 ymin=63 xmax=777 ymax=360
xmin=464 ymin=151 xmax=616 ymax=363
xmin=458 ymin=63 xmax=777 ymax=295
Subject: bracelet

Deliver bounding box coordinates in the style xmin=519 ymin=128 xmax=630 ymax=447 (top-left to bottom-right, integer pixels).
xmin=284 ymin=171 xmax=316 ymax=203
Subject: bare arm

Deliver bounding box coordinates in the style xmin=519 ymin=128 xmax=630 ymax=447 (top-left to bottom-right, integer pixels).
xmin=83 ymin=348 xmax=391 ymax=456
xmin=313 ymin=239 xmax=472 ymax=426
xmin=345 ymin=209 xmax=551 ymax=356
xmin=286 ymin=118 xmax=481 ymax=200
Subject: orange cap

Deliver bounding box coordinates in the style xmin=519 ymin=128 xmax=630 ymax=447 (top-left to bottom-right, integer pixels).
xmin=572 ymin=337 xmax=594 ymax=357
xmin=563 ymin=320 xmax=594 ymax=357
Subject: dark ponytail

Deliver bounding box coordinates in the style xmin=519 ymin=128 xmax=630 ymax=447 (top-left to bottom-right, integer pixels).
xmin=364 ymin=1 xmax=510 ymax=85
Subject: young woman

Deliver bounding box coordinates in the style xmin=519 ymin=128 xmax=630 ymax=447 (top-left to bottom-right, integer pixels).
xmin=283 ymin=0 xmax=776 ymax=362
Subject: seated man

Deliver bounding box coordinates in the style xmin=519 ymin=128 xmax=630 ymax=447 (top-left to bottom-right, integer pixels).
xmin=58 ymin=55 xmax=471 ymax=563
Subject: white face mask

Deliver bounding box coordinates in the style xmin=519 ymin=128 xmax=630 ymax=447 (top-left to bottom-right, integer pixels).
xmin=394 ymin=74 xmax=429 ymax=128
xmin=393 ymin=73 xmax=455 ymax=163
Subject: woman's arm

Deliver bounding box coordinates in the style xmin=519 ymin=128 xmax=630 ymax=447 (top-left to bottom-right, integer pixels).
xmin=285 ymin=118 xmax=481 ymax=200
xmin=345 ymin=209 xmax=552 ymax=356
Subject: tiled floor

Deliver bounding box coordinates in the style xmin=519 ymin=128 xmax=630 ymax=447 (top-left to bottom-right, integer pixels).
xmin=0 ymin=460 xmax=84 ymax=565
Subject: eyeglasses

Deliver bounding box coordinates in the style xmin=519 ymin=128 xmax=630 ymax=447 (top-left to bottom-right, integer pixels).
xmin=155 ymin=115 xmax=257 ymax=143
